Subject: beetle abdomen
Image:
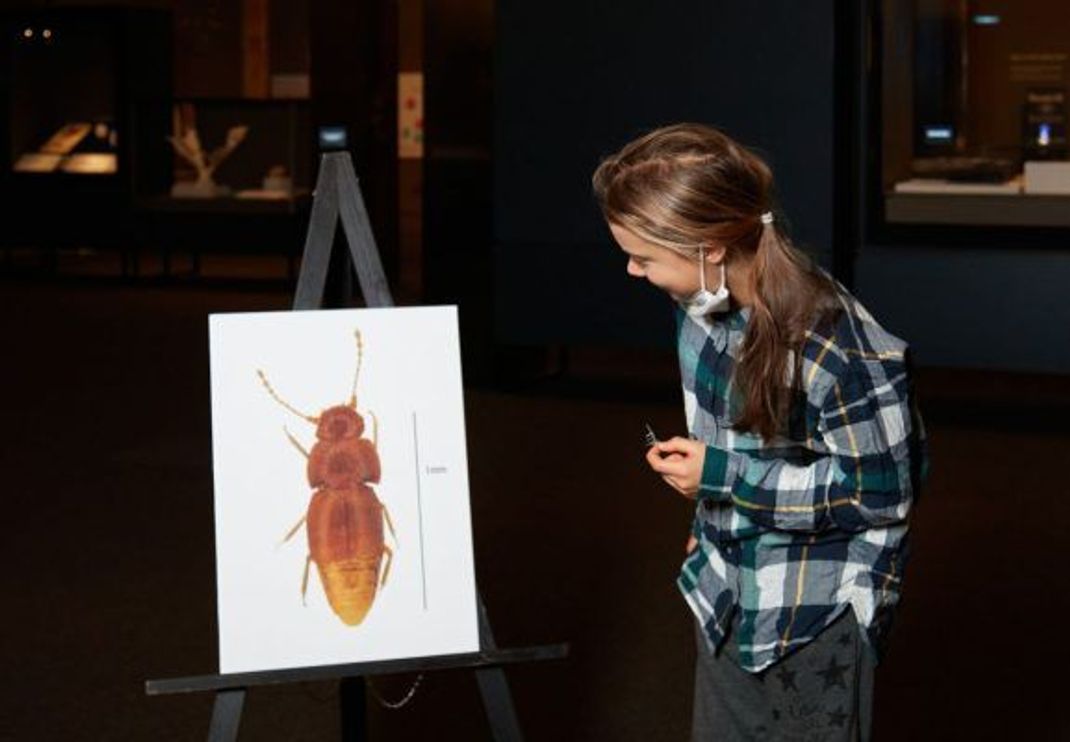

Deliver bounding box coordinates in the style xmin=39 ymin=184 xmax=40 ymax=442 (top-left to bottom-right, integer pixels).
xmin=307 ymin=486 xmax=386 ymax=625
xmin=317 ymin=556 xmax=382 ymax=625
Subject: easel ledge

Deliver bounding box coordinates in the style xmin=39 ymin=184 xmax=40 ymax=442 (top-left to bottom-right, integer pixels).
xmin=147 ymin=645 xmax=569 ymax=695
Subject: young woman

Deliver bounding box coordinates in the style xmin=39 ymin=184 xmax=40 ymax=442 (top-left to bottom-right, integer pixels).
xmin=592 ymin=123 xmax=928 ymax=741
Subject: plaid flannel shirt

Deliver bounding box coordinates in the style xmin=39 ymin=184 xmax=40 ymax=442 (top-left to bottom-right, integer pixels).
xmin=676 ymin=278 xmax=929 ymax=673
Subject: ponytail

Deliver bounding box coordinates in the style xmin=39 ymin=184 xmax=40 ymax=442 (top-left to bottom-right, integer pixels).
xmin=734 ymin=218 xmax=839 ymax=441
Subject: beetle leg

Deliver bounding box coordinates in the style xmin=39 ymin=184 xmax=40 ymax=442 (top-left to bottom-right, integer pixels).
xmin=369 ymin=410 xmax=379 ymax=448
xmin=379 ymin=545 xmax=394 ymax=588
xmin=280 ymin=514 xmax=307 ymax=544
xmin=301 ymin=553 xmax=312 ymax=606
xmin=382 ymin=504 xmax=398 ymax=547
xmin=282 ymin=426 xmax=309 ymax=458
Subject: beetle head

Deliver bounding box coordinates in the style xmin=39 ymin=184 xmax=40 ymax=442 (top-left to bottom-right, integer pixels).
xmin=316 ymin=405 xmax=365 ymax=441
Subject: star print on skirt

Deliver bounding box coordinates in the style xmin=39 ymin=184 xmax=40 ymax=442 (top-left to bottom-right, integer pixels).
xmin=690 ymin=608 xmax=876 ymax=742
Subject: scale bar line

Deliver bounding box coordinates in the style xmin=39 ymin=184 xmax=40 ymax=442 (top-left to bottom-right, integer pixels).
xmin=412 ymin=411 xmax=428 ymax=610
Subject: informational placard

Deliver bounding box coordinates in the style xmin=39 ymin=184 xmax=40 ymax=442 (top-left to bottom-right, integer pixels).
xmin=208 ymin=306 xmax=478 ymax=674
xmin=398 ymin=72 xmax=424 ymax=159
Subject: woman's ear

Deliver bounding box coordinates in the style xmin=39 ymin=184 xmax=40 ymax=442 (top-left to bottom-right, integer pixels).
xmin=701 ymin=244 xmax=727 ymax=264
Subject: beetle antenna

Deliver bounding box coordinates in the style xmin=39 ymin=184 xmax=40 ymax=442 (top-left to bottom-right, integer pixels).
xmin=257 ymin=369 xmax=317 ymax=423
xmin=348 ymin=328 xmax=364 ymax=408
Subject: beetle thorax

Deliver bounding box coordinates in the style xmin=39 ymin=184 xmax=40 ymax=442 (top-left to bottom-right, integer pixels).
xmin=308 ymin=434 xmax=381 ymax=489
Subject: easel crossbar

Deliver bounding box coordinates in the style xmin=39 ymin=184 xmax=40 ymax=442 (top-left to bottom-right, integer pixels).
xmin=146 ymin=645 xmax=568 ymax=696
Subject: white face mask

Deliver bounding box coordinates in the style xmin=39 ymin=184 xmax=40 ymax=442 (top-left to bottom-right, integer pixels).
xmin=684 ymin=247 xmax=730 ymax=317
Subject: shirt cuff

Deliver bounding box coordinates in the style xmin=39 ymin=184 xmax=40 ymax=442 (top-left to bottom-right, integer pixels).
xmin=698 ymin=444 xmax=733 ymax=501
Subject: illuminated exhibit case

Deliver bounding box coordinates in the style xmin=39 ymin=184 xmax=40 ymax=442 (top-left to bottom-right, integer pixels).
xmin=867 ymin=0 xmax=1070 ymax=245
xmin=0 ymin=8 xmax=171 ymax=250
xmin=130 ymin=96 xmax=314 ymax=277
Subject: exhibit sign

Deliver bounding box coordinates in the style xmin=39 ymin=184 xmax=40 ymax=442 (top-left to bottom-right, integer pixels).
xmin=398 ymin=72 xmax=424 ymax=159
xmin=208 ymin=306 xmax=478 ymax=674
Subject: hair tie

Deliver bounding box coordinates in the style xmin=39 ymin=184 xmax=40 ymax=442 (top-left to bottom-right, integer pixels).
xmin=760 ymin=211 xmax=774 ymax=225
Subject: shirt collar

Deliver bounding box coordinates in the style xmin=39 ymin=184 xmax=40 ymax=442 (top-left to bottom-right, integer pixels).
xmin=692 ymin=303 xmax=750 ymax=353
xmin=723 ymin=303 xmax=752 ymax=331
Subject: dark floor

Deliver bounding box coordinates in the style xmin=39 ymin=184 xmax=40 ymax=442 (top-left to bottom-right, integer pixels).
xmin=2 ymin=271 xmax=1069 ymax=741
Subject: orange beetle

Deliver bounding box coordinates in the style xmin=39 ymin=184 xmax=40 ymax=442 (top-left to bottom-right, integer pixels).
xmin=257 ymin=329 xmax=396 ymax=626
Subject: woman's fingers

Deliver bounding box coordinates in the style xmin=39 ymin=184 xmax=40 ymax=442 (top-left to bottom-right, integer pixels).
xmin=649 ymin=453 xmax=689 ymax=477
xmin=663 ymin=475 xmax=686 ymax=494
xmin=645 ymin=437 xmax=703 ymax=497
xmin=646 ymin=443 xmax=690 ymax=472
xmin=656 ymin=436 xmax=699 ymax=456
xmin=645 ymin=445 xmax=669 ymax=470
xmin=644 ymin=445 xmax=659 ymax=468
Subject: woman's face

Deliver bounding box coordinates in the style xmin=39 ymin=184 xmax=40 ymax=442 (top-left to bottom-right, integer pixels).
xmin=609 ymin=223 xmax=710 ymax=301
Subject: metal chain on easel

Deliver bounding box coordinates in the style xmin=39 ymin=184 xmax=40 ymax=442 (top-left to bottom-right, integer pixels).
xmin=367 ymin=673 xmax=425 ymax=709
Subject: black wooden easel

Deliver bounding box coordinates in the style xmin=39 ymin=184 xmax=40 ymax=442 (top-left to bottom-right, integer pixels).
xmin=145 ymin=152 xmax=568 ymax=741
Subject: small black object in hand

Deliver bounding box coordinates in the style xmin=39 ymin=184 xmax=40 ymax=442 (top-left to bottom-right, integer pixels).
xmin=643 ymin=423 xmax=658 ymax=448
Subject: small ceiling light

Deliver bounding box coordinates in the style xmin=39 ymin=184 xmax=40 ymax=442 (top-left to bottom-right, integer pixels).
xmin=972 ymin=14 xmax=1001 ymax=26
xmin=42 ymin=29 xmax=53 ymax=40
xmin=22 ymin=28 xmax=33 ymax=39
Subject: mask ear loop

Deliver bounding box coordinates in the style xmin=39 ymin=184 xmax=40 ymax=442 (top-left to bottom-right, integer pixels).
xmin=698 ymin=246 xmax=707 ymax=293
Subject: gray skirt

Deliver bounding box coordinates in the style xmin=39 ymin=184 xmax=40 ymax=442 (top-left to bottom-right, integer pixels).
xmin=692 ymin=609 xmax=875 ymax=742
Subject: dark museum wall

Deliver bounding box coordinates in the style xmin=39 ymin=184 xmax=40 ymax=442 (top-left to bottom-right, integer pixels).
xmin=493 ymin=0 xmax=839 ymax=349
xmin=856 ymin=247 xmax=1070 ymax=374
xmin=422 ymin=0 xmax=495 ymax=372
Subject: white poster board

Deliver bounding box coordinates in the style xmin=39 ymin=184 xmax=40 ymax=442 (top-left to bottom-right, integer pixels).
xmin=208 ymin=306 xmax=478 ymax=674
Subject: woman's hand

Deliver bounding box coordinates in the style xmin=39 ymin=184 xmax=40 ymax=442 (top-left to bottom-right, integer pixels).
xmin=645 ymin=436 xmax=706 ymax=499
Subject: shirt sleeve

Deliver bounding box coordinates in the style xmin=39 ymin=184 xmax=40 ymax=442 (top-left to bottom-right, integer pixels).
xmin=697 ymin=353 xmax=925 ymax=533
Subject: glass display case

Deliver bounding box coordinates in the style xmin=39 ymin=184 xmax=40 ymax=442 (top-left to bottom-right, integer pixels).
xmin=0 ymin=7 xmax=171 ymax=250
xmin=870 ymin=0 xmax=1070 ymax=240
xmin=6 ymin=14 xmax=118 ymax=176
xmin=136 ymin=97 xmax=313 ymax=203
xmin=0 ymin=6 xmax=313 ymax=274
xmin=130 ymin=97 xmax=315 ymax=276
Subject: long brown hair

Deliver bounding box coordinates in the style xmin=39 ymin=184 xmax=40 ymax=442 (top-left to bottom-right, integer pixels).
xmin=592 ymin=123 xmax=842 ymax=442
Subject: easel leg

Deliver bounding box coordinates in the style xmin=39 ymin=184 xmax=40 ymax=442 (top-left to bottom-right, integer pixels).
xmin=207 ymin=688 xmax=245 ymax=742
xmin=476 ymin=667 xmax=524 ymax=742
xmin=340 ymin=676 xmax=368 ymax=742
xmin=476 ymin=594 xmax=524 ymax=742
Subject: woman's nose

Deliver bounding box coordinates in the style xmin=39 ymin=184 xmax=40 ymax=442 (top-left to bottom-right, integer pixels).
xmin=626 ymin=258 xmax=644 ymax=277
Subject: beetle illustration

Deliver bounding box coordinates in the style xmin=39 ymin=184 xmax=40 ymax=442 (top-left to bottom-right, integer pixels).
xmin=256 ymin=328 xmax=397 ymax=626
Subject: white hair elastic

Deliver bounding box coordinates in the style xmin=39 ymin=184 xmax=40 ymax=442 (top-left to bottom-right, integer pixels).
xmin=760 ymin=211 xmax=774 ymax=225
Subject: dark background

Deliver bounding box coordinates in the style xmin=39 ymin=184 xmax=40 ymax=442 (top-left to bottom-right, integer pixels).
xmin=1 ymin=0 xmax=1069 ymax=739
xmin=493 ymin=0 xmax=837 ymax=347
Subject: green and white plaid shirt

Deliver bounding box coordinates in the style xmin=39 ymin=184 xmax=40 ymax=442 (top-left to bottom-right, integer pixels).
xmin=676 ymin=277 xmax=929 ymax=673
